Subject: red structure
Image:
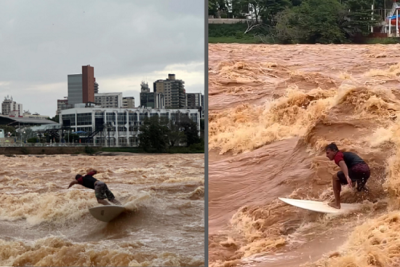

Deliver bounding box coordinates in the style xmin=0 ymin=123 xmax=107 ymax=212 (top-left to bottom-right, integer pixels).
xmin=82 ymin=65 xmax=94 ymax=103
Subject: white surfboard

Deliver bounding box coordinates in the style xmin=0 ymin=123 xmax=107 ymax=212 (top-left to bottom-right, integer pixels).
xmin=278 ymin=197 xmax=361 ymax=214
xmin=89 ymin=205 xmax=126 ymax=222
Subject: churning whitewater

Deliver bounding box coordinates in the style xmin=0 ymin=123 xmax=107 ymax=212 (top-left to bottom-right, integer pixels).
xmin=0 ymin=153 xmax=204 ymax=266
xmin=209 ymin=44 xmax=400 ymax=267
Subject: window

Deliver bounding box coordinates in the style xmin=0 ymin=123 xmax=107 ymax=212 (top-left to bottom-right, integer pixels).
xmin=129 ymin=113 xmax=138 ymax=125
xmin=106 ymin=113 xmax=115 ymax=124
xmin=190 ymin=113 xmax=198 ymax=122
xmin=139 ymin=113 xmax=146 ymax=121
xmin=118 ymin=113 xmax=126 ymax=125
xmin=77 ymin=113 xmax=92 ymax=125
xmin=62 ymin=114 xmax=76 ymax=126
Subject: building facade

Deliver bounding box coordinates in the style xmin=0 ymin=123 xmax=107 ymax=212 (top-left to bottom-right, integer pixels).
xmin=56 ymin=98 xmax=70 ymax=115
xmin=16 ymin=104 xmax=23 ymax=117
xmin=82 ymin=65 xmax=95 ymax=103
xmin=60 ymin=107 xmax=200 ymax=147
xmin=122 ymin=97 xmax=135 ymax=108
xmin=140 ymin=92 xmax=165 ymax=109
xmin=67 ymin=74 xmax=83 ymax=106
xmin=2 ymin=96 xmax=23 ymax=116
xmin=94 ymin=78 xmax=99 ymax=94
xmin=186 ymin=93 xmax=203 ymax=109
xmin=68 ymin=65 xmax=96 ymax=106
xmin=94 ymin=93 xmax=122 ymax=108
xmin=140 ymin=81 xmax=164 ymax=109
xmin=140 ymin=92 xmax=155 ymax=108
xmin=153 ymin=74 xmax=186 ymax=109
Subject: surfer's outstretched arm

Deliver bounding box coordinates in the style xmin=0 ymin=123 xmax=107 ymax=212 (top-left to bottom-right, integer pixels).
xmin=68 ymin=180 xmax=78 ymax=189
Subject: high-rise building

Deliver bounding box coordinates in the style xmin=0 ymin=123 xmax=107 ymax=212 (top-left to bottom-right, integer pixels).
xmin=186 ymin=93 xmax=204 ymax=108
xmin=17 ymin=104 xmax=23 ymax=117
xmin=155 ymin=93 xmax=165 ymax=109
xmin=140 ymin=81 xmax=152 ymax=107
xmin=67 ymin=74 xmax=83 ymax=106
xmin=2 ymin=96 xmax=22 ymax=116
xmin=140 ymin=81 xmax=165 ymax=109
xmin=95 ymin=93 xmax=123 ymax=108
xmin=67 ymin=65 xmax=96 ymax=106
xmin=141 ymin=81 xmax=150 ymax=93
xmin=82 ymin=65 xmax=95 ymax=103
xmin=153 ymin=74 xmax=185 ymax=109
xmin=94 ymin=78 xmax=99 ymax=94
xmin=123 ymin=97 xmax=135 ymax=108
xmin=56 ymin=97 xmax=72 ymax=115
xmin=140 ymin=93 xmax=154 ymax=108
xmin=153 ymin=80 xmax=165 ymax=93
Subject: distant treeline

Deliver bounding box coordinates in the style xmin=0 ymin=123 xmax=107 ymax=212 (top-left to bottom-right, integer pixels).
xmin=209 ymin=0 xmax=400 ymax=44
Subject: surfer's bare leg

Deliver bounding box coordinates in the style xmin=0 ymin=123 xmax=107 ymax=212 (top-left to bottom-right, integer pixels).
xmin=329 ymin=174 xmax=341 ymax=209
xmin=97 ymin=198 xmax=111 ymax=205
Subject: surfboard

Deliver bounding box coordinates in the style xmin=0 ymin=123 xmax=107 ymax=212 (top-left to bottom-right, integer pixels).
xmin=89 ymin=205 xmax=126 ymax=222
xmin=278 ymin=197 xmax=361 ymax=214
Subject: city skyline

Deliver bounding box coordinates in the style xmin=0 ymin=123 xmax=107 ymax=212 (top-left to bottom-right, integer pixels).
xmin=0 ymin=0 xmax=204 ymax=116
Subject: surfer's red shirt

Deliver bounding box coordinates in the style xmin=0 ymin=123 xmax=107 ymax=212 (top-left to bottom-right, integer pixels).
xmin=334 ymin=151 xmax=365 ymax=168
xmin=77 ymin=171 xmax=97 ymax=184
xmin=334 ymin=151 xmax=344 ymax=165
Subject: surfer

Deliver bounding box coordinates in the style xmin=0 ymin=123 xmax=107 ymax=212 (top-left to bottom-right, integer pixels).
xmin=67 ymin=169 xmax=122 ymax=206
xmin=325 ymin=143 xmax=370 ymax=209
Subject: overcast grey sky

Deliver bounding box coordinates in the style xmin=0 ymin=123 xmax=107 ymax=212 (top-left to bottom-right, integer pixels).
xmin=0 ymin=0 xmax=205 ymax=117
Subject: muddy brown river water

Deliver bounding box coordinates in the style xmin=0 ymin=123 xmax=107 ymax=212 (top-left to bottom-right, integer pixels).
xmin=209 ymin=44 xmax=400 ymax=267
xmin=0 ymin=153 xmax=204 ymax=266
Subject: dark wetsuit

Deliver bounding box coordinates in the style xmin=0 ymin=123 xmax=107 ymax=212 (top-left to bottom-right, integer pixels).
xmin=77 ymin=171 xmax=98 ymax=189
xmin=334 ymin=151 xmax=370 ymax=191
xmin=77 ymin=171 xmax=115 ymax=200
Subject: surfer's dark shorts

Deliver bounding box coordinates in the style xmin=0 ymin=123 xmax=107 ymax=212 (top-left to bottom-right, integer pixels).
xmin=94 ymin=181 xmax=115 ymax=200
xmin=337 ymin=163 xmax=370 ymax=191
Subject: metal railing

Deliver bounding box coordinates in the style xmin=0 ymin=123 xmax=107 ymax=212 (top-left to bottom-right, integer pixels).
xmin=0 ymin=142 xmax=139 ymax=148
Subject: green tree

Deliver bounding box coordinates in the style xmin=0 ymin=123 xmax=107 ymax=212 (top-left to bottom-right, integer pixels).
xmin=178 ymin=115 xmax=201 ymax=147
xmin=209 ymin=0 xmax=229 ymax=17
xmin=341 ymin=0 xmax=380 ymax=37
xmin=235 ymin=0 xmax=266 ymax=23
xmin=27 ymin=137 xmax=38 ymax=143
xmin=290 ymin=0 xmax=301 ymax=6
xmin=167 ymin=120 xmax=186 ymax=147
xmin=0 ymin=125 xmax=16 ymax=137
xmin=259 ymin=0 xmax=292 ymax=26
xmin=49 ymin=115 xmax=59 ymax=123
xmin=275 ymin=0 xmax=347 ymax=44
xmin=138 ymin=116 xmax=170 ymax=152
xmin=200 ymin=119 xmax=205 ymax=140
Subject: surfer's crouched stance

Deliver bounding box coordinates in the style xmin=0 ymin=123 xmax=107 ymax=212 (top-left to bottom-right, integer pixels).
xmin=68 ymin=169 xmax=122 ymax=206
xmin=325 ymin=143 xmax=370 ymax=209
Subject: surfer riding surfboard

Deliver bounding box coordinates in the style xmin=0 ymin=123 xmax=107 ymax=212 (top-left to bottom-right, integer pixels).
xmin=67 ymin=169 xmax=122 ymax=206
xmin=68 ymin=169 xmax=125 ymax=221
xmin=280 ymin=143 xmax=370 ymax=213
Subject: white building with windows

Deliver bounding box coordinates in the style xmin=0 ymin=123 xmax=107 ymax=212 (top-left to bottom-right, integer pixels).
xmin=2 ymin=96 xmax=23 ymax=116
xmin=94 ymin=93 xmax=123 ymax=108
xmin=59 ymin=107 xmax=200 ymax=147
